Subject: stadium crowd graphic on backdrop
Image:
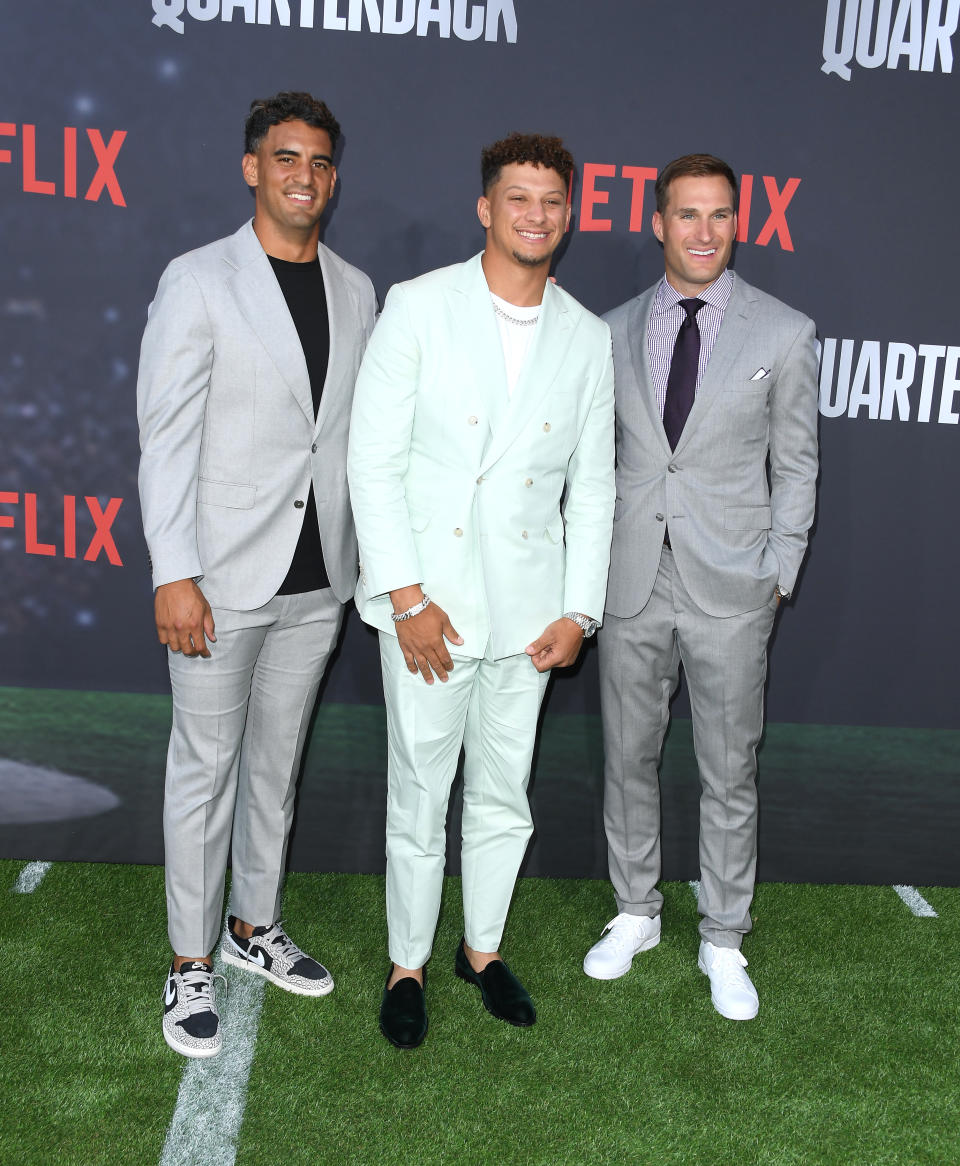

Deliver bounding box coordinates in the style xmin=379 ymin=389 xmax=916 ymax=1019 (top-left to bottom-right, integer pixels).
xmin=0 ymin=1 xmax=957 ymax=883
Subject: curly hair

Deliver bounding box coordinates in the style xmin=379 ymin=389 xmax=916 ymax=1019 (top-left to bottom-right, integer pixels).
xmin=480 ymin=133 xmax=574 ymax=194
xmin=654 ymin=154 xmax=738 ymax=214
xmin=244 ymin=92 xmax=341 ymax=155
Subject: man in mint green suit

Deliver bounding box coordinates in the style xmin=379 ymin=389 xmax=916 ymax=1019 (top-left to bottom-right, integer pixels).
xmin=348 ymin=134 xmax=615 ymax=1048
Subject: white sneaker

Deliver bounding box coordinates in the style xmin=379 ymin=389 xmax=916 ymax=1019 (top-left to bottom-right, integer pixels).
xmin=697 ymin=941 xmax=759 ymax=1020
xmin=583 ymin=913 xmax=661 ymax=980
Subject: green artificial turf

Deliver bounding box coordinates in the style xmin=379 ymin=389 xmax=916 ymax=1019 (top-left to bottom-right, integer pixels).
xmin=2 ymin=860 xmax=958 ymax=1165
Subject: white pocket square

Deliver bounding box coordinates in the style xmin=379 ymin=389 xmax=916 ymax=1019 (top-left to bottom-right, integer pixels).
xmin=750 ymin=367 xmax=770 ymax=381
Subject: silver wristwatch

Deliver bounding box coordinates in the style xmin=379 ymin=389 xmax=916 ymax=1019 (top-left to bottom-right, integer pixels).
xmin=563 ymin=611 xmax=599 ymax=638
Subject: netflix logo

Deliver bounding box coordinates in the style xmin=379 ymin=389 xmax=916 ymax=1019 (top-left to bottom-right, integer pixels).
xmin=0 ymin=122 xmax=127 ymax=206
xmin=577 ymin=165 xmax=802 ymax=252
xmin=0 ymin=493 xmax=124 ymax=565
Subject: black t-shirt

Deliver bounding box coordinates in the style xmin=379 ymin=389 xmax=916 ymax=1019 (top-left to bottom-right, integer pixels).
xmin=268 ymin=254 xmax=331 ymax=596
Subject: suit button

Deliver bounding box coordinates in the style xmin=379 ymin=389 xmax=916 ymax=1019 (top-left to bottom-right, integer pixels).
xmin=454 ymin=527 xmax=463 ymax=537
xmin=468 ymin=415 xmax=478 ymax=425
xmin=524 ymin=478 xmax=533 ymax=487
xmin=655 ymin=513 xmax=664 ymax=522
xmin=294 ymin=500 xmax=305 ymax=509
xmin=521 ymin=530 xmax=528 ymax=539
xmin=543 ymin=422 xmax=551 ymax=432
xmin=311 ymin=442 xmax=318 ymax=453
xmin=668 ymin=464 xmax=677 ymax=473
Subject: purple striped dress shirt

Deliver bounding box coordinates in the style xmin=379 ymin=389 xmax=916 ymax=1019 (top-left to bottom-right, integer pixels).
xmin=647 ymin=268 xmax=734 ymax=418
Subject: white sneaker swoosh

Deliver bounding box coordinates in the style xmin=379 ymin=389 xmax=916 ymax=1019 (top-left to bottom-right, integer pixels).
xmin=164 ymin=981 xmax=177 ymax=1006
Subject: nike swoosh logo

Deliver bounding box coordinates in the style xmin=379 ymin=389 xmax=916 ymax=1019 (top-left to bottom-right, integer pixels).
xmin=247 ymin=947 xmax=266 ymax=967
xmin=164 ymin=981 xmax=177 ymax=1007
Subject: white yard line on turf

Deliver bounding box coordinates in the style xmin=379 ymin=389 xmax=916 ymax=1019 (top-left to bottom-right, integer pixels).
xmin=159 ymin=952 xmax=266 ymax=1166
xmin=892 ymin=885 xmax=938 ymax=918
xmin=13 ymin=861 xmax=52 ymax=893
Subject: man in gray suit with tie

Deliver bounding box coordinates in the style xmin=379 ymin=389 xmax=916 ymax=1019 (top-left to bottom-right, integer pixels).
xmin=583 ymin=154 xmax=818 ymax=1019
xmin=137 ymin=92 xmax=376 ymax=1057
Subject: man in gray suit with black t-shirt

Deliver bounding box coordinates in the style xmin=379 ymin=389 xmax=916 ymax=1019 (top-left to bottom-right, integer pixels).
xmin=583 ymin=154 xmax=818 ymax=1019
xmin=137 ymin=92 xmax=376 ymax=1057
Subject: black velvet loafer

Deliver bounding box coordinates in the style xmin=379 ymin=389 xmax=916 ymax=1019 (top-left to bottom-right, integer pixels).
xmin=379 ymin=966 xmax=427 ymax=1049
xmin=454 ymin=940 xmax=536 ymax=1027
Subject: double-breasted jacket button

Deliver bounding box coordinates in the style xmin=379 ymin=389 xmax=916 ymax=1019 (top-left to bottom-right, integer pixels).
xmin=294 ymin=499 xmax=305 ymax=509
xmin=655 ymin=513 xmax=664 ymax=522
xmin=311 ymin=442 xmax=318 ymax=453
xmin=454 ymin=527 xmax=463 ymax=537
xmin=468 ymin=415 xmax=479 ymax=426
xmin=524 ymin=478 xmax=533 ymax=487
xmin=542 ymin=422 xmax=551 ymax=432
xmin=667 ymin=464 xmax=677 ymax=473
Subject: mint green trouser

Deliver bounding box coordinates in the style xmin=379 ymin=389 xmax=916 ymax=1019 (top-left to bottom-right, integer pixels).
xmin=379 ymin=633 xmax=550 ymax=969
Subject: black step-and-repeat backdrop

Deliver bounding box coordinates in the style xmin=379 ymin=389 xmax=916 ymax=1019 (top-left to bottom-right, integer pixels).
xmin=1 ymin=2 xmax=958 ymax=883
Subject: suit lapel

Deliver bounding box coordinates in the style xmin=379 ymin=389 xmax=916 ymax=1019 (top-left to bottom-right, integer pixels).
xmin=480 ymin=278 xmax=576 ymax=472
xmin=628 ymin=289 xmax=673 ymax=457
xmin=224 ymin=221 xmax=314 ymax=424
xmin=314 ymin=243 xmax=354 ymax=438
xmin=672 ymin=275 xmax=754 ymax=454
xmin=451 ymin=255 xmax=510 ymax=448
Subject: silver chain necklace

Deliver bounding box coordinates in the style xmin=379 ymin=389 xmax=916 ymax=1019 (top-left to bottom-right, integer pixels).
xmin=491 ymin=298 xmax=540 ymax=328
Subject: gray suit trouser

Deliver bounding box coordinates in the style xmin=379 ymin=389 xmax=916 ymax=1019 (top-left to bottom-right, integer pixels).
xmin=164 ymin=587 xmax=343 ymax=957
xmin=599 ymin=547 xmax=777 ymax=949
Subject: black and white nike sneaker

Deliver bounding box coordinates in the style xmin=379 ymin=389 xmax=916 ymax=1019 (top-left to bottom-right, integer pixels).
xmin=161 ymin=960 xmax=226 ymax=1058
xmin=221 ymin=917 xmax=334 ymax=996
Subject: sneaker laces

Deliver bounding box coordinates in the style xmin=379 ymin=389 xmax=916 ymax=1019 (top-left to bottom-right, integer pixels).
xmin=598 ymin=913 xmax=647 ymax=952
xmin=179 ymin=965 xmax=227 ymax=1015
xmin=708 ymin=946 xmax=750 ymax=987
xmin=261 ymin=921 xmax=308 ymax=963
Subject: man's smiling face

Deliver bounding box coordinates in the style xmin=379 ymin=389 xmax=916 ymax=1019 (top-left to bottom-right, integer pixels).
xmin=478 ymin=162 xmax=571 ymax=270
xmin=653 ymin=173 xmax=737 ymax=296
xmin=242 ymin=119 xmax=337 ymax=243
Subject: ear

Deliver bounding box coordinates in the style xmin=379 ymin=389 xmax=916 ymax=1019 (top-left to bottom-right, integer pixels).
xmin=242 ymin=153 xmax=258 ymax=190
xmin=477 ymin=195 xmax=491 ymax=229
xmin=652 ymin=210 xmax=664 ymax=244
xmin=563 ymin=203 xmax=572 ymax=232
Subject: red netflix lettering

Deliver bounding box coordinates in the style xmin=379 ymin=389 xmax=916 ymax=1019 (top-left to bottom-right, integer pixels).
xmin=754 ymin=176 xmax=801 ymax=251
xmin=0 ymin=491 xmax=124 ymax=565
xmin=0 ymin=121 xmax=127 ymax=207
xmin=579 ymin=163 xmax=616 ymax=231
xmin=575 ymin=163 xmax=801 ymax=253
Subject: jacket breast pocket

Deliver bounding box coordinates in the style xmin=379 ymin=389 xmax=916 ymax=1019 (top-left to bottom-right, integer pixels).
xmin=197 ymin=480 xmax=256 ymax=509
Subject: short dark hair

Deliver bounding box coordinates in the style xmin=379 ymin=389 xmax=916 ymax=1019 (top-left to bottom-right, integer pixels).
xmin=480 ymin=133 xmax=574 ymax=194
xmin=654 ymin=154 xmax=738 ymax=214
xmin=244 ymin=92 xmax=341 ymax=155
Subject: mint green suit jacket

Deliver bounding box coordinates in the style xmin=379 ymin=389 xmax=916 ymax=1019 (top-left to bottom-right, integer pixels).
xmin=348 ymin=253 xmax=615 ymax=660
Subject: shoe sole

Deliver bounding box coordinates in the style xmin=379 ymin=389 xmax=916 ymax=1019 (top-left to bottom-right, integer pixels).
xmin=582 ymin=931 xmax=661 ymax=980
xmin=697 ymin=955 xmax=759 ymax=1021
xmin=455 ymin=966 xmax=536 ymax=1027
xmin=220 ymin=948 xmax=335 ymax=996
xmin=162 ymin=1025 xmax=221 ymax=1058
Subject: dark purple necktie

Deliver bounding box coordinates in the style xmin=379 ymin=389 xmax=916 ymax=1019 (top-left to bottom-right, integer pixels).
xmin=662 ymin=298 xmax=705 ymax=450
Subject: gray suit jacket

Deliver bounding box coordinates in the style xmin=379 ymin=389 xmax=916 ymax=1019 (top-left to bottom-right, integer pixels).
xmin=137 ymin=220 xmax=377 ymax=609
xmin=604 ymin=274 xmax=818 ymax=619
